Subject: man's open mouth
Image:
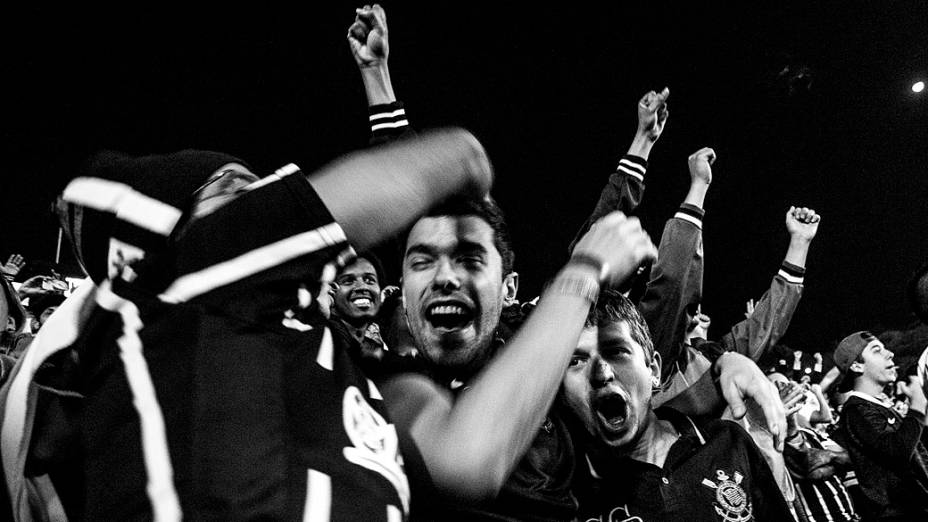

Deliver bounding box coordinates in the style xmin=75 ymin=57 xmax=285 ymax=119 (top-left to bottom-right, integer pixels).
xmin=594 ymin=393 xmax=629 ymax=431
xmin=350 ymin=292 xmax=375 ymax=309
xmin=426 ymin=302 xmax=475 ymax=329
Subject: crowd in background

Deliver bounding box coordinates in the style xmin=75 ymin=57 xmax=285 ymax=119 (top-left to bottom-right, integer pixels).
xmin=2 ymin=5 xmax=927 ymax=522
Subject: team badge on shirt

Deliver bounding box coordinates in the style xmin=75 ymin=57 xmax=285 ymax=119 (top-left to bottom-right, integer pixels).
xmin=342 ymin=386 xmax=411 ymax=514
xmin=701 ymin=468 xmax=753 ymax=522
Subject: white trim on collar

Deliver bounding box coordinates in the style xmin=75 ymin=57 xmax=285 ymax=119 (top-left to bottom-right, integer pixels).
xmin=846 ymin=390 xmax=893 ymax=408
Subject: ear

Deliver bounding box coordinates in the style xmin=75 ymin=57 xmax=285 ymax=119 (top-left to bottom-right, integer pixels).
xmin=502 ymin=271 xmax=519 ymax=305
xmin=850 ymin=361 xmax=864 ymax=373
xmin=650 ymin=351 xmax=662 ymax=388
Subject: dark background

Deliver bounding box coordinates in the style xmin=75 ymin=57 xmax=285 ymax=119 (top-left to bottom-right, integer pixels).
xmin=3 ymin=2 xmax=927 ymax=355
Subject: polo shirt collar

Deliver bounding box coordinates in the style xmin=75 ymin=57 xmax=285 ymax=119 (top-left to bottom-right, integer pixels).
xmin=846 ymin=390 xmax=893 ymax=408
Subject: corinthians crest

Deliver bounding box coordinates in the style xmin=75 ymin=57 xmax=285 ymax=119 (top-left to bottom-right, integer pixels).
xmin=701 ymin=469 xmax=753 ymax=522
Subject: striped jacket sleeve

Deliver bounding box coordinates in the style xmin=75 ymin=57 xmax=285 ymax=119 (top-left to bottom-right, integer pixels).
xmin=568 ymin=154 xmax=647 ymax=255
xmin=368 ymin=102 xmax=414 ymax=145
xmin=638 ymin=203 xmax=705 ymax=377
xmin=164 ymin=165 xmax=353 ymax=320
xmin=362 ymin=101 xmax=415 ymax=285
xmin=721 ymin=261 xmax=805 ymax=361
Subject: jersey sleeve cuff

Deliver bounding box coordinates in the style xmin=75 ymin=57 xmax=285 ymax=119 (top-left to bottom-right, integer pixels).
xmin=778 ymin=261 xmax=806 ymax=284
xmin=368 ymin=101 xmax=409 ymax=135
xmin=674 ymin=204 xmax=705 ymax=229
xmin=617 ymin=154 xmax=647 ymax=182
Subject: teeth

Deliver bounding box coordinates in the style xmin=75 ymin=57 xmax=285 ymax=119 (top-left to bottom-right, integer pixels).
xmin=352 ymin=298 xmax=372 ymax=306
xmin=431 ymin=305 xmax=465 ymax=316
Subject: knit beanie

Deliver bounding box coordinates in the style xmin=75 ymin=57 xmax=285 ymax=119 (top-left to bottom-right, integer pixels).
xmin=57 ymin=149 xmax=246 ymax=284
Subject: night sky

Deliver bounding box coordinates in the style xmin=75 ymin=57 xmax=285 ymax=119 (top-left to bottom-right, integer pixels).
xmin=4 ymin=3 xmax=927 ymax=354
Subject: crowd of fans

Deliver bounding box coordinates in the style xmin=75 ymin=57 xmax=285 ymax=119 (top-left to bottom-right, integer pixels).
xmin=2 ymin=5 xmax=927 ymax=521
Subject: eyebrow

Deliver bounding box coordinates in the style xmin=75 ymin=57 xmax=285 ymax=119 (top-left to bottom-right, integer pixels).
xmin=338 ymin=271 xmax=377 ymax=278
xmin=404 ymin=240 xmax=488 ymax=258
xmin=405 ymin=244 xmax=439 ymax=259
xmin=599 ymin=338 xmax=633 ymax=350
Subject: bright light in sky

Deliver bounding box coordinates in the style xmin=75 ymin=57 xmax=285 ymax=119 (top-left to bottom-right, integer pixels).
xmin=914 ymin=81 xmax=926 ymax=93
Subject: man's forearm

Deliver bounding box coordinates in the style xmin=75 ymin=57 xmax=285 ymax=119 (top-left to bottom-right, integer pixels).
xmin=783 ymin=237 xmax=811 ymax=268
xmin=627 ymin=132 xmax=655 ymax=161
xmin=310 ymin=128 xmax=491 ymax=250
xmin=683 ymin=181 xmax=710 ymax=210
xmin=360 ymin=64 xmax=396 ymax=106
xmin=396 ymin=265 xmax=599 ymax=499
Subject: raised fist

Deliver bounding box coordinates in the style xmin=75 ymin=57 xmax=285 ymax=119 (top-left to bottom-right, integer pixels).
xmin=687 ymin=147 xmax=716 ymax=185
xmin=637 ymin=87 xmax=670 ymax=142
xmin=348 ymin=4 xmax=389 ymax=68
xmin=785 ymin=206 xmax=821 ymax=243
xmin=572 ymin=212 xmax=658 ymax=286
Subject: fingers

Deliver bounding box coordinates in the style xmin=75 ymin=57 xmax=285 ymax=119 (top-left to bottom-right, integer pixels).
xmin=657 ymin=103 xmax=669 ymax=125
xmin=688 ymin=147 xmax=716 ymax=165
xmin=781 ymin=386 xmax=806 ymax=411
xmin=648 ymin=86 xmax=670 ymax=112
xmin=723 ymin=379 xmax=747 ymax=420
xmin=757 ymin=381 xmax=787 ymax=451
xmin=639 ymin=87 xmax=670 ymax=113
xmin=576 ymin=212 xmax=658 ymax=284
xmin=347 ymin=20 xmax=369 ymax=53
xmin=371 ymin=4 xmax=387 ymax=29
xmin=788 ymin=206 xmax=822 ymax=224
xmin=356 ymin=5 xmax=386 ymax=32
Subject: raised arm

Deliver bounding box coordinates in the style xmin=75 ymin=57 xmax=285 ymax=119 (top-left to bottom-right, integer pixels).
xmin=348 ymin=4 xmax=412 ymax=145
xmin=639 ymin=147 xmax=714 ymax=371
xmin=312 ymin=128 xmax=492 ymax=251
xmin=806 ymin=383 xmax=833 ymax=425
xmin=722 ymin=207 xmax=820 ymax=360
xmin=567 ymin=88 xmax=669 ymax=253
xmin=382 ymin=213 xmax=657 ymax=499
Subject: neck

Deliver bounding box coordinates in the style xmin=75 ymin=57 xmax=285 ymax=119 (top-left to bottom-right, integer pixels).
xmin=621 ymin=410 xmax=678 ymax=468
xmin=854 ymin=378 xmax=887 ymax=399
xmin=336 ymin=316 xmax=370 ymax=341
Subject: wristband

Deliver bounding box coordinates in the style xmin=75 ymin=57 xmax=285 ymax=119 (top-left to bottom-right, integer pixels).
xmin=567 ymin=253 xmax=609 ymax=283
xmin=550 ymin=274 xmax=600 ymax=304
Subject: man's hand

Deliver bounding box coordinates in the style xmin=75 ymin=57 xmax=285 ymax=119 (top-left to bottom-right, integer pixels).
xmin=572 ymin=212 xmax=658 ymax=286
xmin=716 ymin=352 xmax=787 ymax=450
xmin=898 ymin=375 xmax=928 ymax=418
xmin=348 ymin=4 xmax=389 ymax=68
xmin=744 ymin=298 xmax=755 ymax=319
xmin=785 ymin=206 xmax=821 ymax=243
xmin=687 ymin=147 xmax=716 ymax=185
xmin=775 ymin=380 xmax=807 ymax=438
xmin=1 ymin=254 xmax=25 ymax=280
xmin=637 ymin=87 xmax=669 ymax=142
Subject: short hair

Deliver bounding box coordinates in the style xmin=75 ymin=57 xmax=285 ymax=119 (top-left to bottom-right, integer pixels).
xmin=906 ymin=260 xmax=928 ymax=324
xmin=419 ymin=196 xmax=515 ymax=276
xmin=586 ymin=288 xmax=655 ymax=362
xmin=340 ymin=251 xmax=385 ymax=285
xmin=836 ymin=352 xmax=866 ymax=393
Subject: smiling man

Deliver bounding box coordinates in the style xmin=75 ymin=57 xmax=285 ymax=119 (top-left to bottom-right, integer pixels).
xmin=833 ymin=331 xmax=928 ymax=519
xmin=330 ymin=253 xmax=390 ymax=362
xmin=401 ymin=202 xmax=518 ymax=383
xmin=378 ymin=198 xmax=660 ymax=520
xmin=561 ymin=290 xmax=792 ymax=522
